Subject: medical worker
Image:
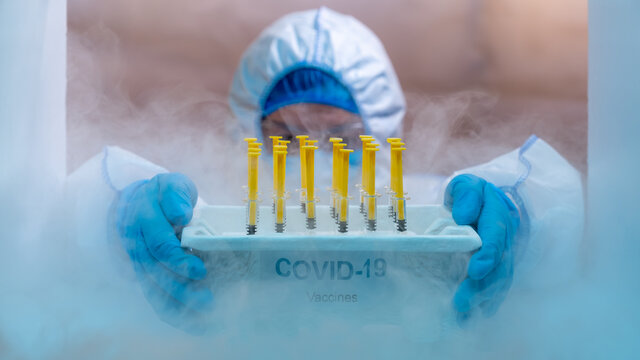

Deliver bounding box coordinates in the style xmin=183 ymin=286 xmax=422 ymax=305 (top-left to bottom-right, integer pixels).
xmin=67 ymin=7 xmax=583 ymax=331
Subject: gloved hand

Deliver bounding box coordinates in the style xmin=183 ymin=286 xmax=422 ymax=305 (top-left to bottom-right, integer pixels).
xmin=444 ymin=174 xmax=520 ymax=323
xmin=114 ymin=173 xmax=213 ymax=333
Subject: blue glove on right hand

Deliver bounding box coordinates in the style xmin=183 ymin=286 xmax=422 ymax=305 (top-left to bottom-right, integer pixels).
xmin=114 ymin=173 xmax=213 ymax=333
xmin=445 ymin=174 xmax=520 ymax=324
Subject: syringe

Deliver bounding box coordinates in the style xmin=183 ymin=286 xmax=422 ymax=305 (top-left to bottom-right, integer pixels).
xmin=244 ymin=138 xmax=262 ymax=235
xmin=273 ymin=144 xmax=288 ymax=233
xmin=358 ymin=135 xmax=375 ymax=214
xmin=364 ymin=142 xmax=380 ymax=231
xmin=391 ymin=144 xmax=407 ymax=232
xmin=338 ymin=148 xmax=354 ymax=233
xmin=331 ymin=141 xmax=346 ymax=220
xmin=302 ymin=144 xmax=318 ymax=229
xmin=296 ymin=135 xmax=309 ymax=213
xmin=386 ymin=138 xmax=403 ymax=220
xmin=269 ymin=136 xmax=282 ymax=214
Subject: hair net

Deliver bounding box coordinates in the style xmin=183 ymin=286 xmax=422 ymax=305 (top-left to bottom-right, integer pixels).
xmin=262 ymin=67 xmax=359 ymax=118
xmin=229 ymin=7 xmax=406 ymax=142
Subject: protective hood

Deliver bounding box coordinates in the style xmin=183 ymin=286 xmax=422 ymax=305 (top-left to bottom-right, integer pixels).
xmin=229 ymin=7 xmax=406 ymax=144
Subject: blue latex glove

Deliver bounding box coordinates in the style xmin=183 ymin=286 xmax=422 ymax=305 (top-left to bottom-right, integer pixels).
xmin=444 ymin=174 xmax=520 ymax=323
xmin=114 ymin=173 xmax=213 ymax=333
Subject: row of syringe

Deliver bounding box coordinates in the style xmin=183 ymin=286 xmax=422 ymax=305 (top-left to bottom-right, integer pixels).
xmin=243 ymin=135 xmax=407 ymax=234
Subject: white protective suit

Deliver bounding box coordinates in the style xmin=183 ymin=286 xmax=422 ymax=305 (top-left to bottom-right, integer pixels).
xmin=68 ymin=7 xmax=583 ymax=298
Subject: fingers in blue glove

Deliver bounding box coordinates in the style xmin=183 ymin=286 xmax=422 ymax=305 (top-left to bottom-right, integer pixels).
xmin=453 ymin=252 xmax=513 ymax=317
xmin=138 ymin=177 xmax=206 ymax=280
xmin=157 ymin=173 xmax=198 ymax=227
xmin=470 ymin=183 xmax=519 ymax=279
xmin=469 ymin=189 xmax=506 ymax=279
xmin=133 ymin=236 xmax=213 ymax=311
xmin=444 ymin=174 xmax=485 ymax=225
xmin=116 ymin=173 xmax=212 ymax=333
xmin=445 ymin=174 xmax=520 ymax=321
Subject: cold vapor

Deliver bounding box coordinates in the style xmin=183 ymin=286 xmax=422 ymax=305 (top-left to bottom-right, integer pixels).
xmin=61 ymin=24 xmax=473 ymax=358
xmin=7 ymin=1 xmax=633 ymax=359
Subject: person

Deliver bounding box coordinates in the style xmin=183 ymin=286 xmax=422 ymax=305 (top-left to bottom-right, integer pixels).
xmin=67 ymin=7 xmax=583 ymax=332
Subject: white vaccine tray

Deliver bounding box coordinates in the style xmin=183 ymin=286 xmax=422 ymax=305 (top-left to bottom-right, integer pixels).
xmin=181 ymin=205 xmax=481 ymax=253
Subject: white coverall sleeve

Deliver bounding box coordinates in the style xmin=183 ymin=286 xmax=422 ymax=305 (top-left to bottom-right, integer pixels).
xmin=65 ymin=146 xmax=168 ymax=277
xmin=445 ymin=135 xmax=585 ymax=289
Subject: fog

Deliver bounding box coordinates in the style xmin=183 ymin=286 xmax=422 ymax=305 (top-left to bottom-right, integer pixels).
xmin=66 ymin=0 xmax=588 ymax=177
xmin=3 ymin=1 xmax=640 ymax=359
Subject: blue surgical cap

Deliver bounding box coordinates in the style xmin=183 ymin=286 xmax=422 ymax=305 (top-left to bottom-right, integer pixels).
xmin=262 ymin=67 xmax=360 ymax=119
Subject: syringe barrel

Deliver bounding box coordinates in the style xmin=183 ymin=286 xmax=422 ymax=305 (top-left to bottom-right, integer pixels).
xmin=396 ymin=197 xmax=407 ymax=232
xmin=275 ymin=196 xmax=286 ymax=232
xmin=276 ymin=197 xmax=285 ymax=223
xmin=339 ymin=196 xmax=349 ymax=223
xmin=366 ymin=194 xmax=377 ymax=221
xmin=306 ymin=200 xmax=316 ymax=220
xmin=246 ymin=200 xmax=258 ymax=225
xmin=396 ymin=197 xmax=406 ymax=221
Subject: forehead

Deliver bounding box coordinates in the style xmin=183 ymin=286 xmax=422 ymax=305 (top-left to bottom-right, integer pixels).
xmin=264 ymin=104 xmax=361 ymax=129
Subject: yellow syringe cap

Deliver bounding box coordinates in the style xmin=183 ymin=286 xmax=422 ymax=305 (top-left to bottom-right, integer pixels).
xmin=329 ymin=137 xmax=343 ymax=143
xmin=296 ymin=135 xmax=309 ymax=149
xmin=244 ymin=138 xmax=258 ymax=143
xmin=361 ymin=139 xmax=375 ymax=149
xmin=386 ymin=138 xmax=402 ymax=143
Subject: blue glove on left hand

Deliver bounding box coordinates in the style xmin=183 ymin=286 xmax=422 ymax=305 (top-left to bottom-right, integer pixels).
xmin=445 ymin=174 xmax=520 ymax=323
xmin=114 ymin=173 xmax=213 ymax=333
